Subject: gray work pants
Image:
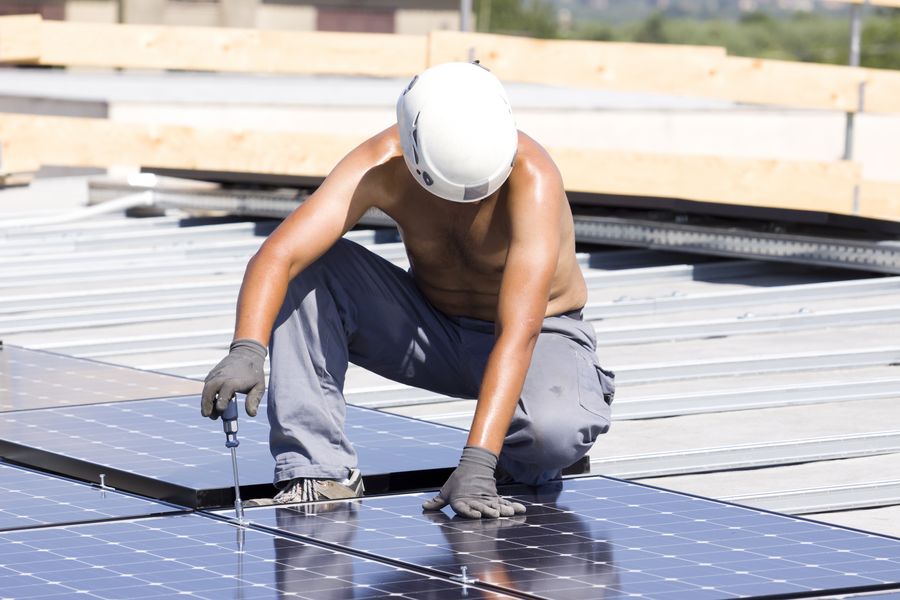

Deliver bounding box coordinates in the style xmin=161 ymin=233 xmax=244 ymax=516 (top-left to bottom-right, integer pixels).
xmin=267 ymin=238 xmax=615 ymax=487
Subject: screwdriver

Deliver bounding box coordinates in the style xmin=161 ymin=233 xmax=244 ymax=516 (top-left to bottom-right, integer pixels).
xmin=221 ymin=395 xmax=245 ymax=524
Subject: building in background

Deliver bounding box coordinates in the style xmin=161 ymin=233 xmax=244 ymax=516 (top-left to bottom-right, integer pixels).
xmin=0 ymin=0 xmax=462 ymax=34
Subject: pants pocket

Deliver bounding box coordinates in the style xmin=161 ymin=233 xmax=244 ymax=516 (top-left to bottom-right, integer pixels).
xmin=576 ymin=349 xmax=613 ymax=422
xmin=597 ymin=365 xmax=616 ymax=405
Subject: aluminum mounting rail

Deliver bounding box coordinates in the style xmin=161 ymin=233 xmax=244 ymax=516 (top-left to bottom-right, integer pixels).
xmin=125 ymin=187 xmax=900 ymax=274
xmin=725 ymin=480 xmax=900 ymax=514
xmin=592 ymin=431 xmax=900 ymax=479
xmin=573 ymin=215 xmax=900 ymax=275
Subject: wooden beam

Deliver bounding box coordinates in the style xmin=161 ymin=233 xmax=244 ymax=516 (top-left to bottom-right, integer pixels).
xmin=860 ymin=180 xmax=900 ymax=220
xmin=549 ymin=147 xmax=866 ymax=218
xmin=429 ymin=30 xmax=726 ymax=99
xmin=2 ymin=17 xmax=898 ymax=113
xmin=0 ymin=113 xmax=363 ymax=177
xmin=0 ymin=14 xmax=40 ymax=63
xmin=430 ymin=31 xmax=878 ymax=113
xmin=37 ymin=20 xmax=426 ymax=76
xmin=862 ymin=66 xmax=900 ymax=113
xmin=3 ymin=112 xmax=893 ymax=222
xmin=703 ymin=56 xmax=864 ymax=112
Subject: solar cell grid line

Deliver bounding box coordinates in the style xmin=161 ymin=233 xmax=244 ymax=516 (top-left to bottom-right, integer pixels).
xmin=0 ymin=344 xmax=201 ymax=412
xmin=0 ymin=514 xmax=517 ymax=600
xmin=234 ymin=476 xmax=900 ymax=600
xmin=0 ymin=462 xmax=186 ymax=532
xmin=0 ymin=395 xmax=466 ymax=508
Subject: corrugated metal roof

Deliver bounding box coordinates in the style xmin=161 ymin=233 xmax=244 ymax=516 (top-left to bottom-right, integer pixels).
xmin=2 ymin=177 xmax=899 ymax=536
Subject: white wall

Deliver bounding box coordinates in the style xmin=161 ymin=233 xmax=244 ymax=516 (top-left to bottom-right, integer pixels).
xmin=255 ymin=4 xmax=316 ymax=31
xmin=396 ymin=9 xmax=459 ymax=34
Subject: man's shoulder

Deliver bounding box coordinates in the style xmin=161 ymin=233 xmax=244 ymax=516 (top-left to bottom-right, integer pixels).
xmin=360 ymin=124 xmax=403 ymax=160
xmin=509 ymin=131 xmax=562 ymax=189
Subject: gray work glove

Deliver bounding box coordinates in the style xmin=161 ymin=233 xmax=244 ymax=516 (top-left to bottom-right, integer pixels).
xmin=422 ymin=446 xmax=527 ymax=519
xmin=201 ymin=338 xmax=267 ymax=419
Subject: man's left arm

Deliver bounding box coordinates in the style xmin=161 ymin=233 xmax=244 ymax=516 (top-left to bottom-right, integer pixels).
xmin=423 ymin=145 xmax=564 ymax=519
xmin=466 ymin=158 xmax=561 ymax=457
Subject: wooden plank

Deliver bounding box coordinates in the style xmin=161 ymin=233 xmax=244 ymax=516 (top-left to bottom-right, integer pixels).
xmin=430 ymin=31 xmax=876 ymax=112
xmin=859 ymin=180 xmax=900 ymax=221
xmin=0 ymin=113 xmax=364 ymax=177
xmin=38 ymin=20 xmax=425 ymax=77
xmin=0 ymin=126 xmax=40 ymax=175
xmin=703 ymin=56 xmax=864 ymax=112
xmin=2 ymin=18 xmax=895 ymax=113
xmin=548 ymin=147 xmax=864 ymax=217
xmin=862 ymin=67 xmax=900 ymax=113
xmin=0 ymin=14 xmax=41 ymax=63
xmin=428 ymin=30 xmax=726 ymax=98
xmin=2 ymin=112 xmax=890 ymax=221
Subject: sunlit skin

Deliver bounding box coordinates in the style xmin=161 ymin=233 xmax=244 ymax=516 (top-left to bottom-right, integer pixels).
xmin=233 ymin=125 xmax=587 ymax=455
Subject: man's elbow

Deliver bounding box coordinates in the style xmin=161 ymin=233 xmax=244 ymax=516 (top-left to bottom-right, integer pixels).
xmin=496 ymin=322 xmax=542 ymax=354
xmin=248 ymin=238 xmax=295 ymax=279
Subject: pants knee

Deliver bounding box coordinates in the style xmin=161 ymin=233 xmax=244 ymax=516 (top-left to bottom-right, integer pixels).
xmin=504 ymin=415 xmax=589 ymax=475
xmin=536 ymin=420 xmax=590 ymax=468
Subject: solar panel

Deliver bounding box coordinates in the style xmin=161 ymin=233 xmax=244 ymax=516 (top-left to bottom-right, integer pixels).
xmin=0 ymin=395 xmax=466 ymax=508
xmin=0 ymin=344 xmax=200 ymax=412
xmin=239 ymin=476 xmax=900 ymax=599
xmin=0 ymin=462 xmax=182 ymax=532
xmin=0 ymin=513 xmax=513 ymax=599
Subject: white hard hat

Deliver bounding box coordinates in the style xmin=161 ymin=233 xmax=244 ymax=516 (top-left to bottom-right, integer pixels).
xmin=396 ymin=62 xmax=518 ymax=202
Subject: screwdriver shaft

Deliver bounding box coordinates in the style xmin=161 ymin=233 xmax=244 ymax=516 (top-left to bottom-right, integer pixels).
xmin=230 ymin=446 xmax=245 ymax=523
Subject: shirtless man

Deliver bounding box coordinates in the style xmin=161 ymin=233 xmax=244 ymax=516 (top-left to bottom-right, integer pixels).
xmin=201 ymin=62 xmax=615 ymax=519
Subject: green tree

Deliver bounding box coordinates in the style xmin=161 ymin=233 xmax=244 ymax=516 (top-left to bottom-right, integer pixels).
xmin=474 ymin=0 xmax=558 ymax=39
xmin=633 ymin=11 xmax=668 ymax=44
xmin=586 ymin=10 xmax=898 ymax=69
xmin=861 ymin=12 xmax=900 ymax=69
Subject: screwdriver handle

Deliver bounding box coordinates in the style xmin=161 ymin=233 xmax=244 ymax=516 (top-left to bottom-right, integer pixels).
xmin=222 ymin=395 xmax=240 ymax=449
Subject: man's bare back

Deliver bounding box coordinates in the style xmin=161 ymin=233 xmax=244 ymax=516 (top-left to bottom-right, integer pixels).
xmin=368 ymin=126 xmax=587 ymax=321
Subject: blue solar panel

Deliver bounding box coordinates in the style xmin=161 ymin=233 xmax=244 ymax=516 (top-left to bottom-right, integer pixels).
xmin=0 ymin=344 xmax=200 ymax=411
xmin=0 ymin=514 xmax=513 ymax=599
xmin=0 ymin=462 xmax=181 ymax=532
xmin=0 ymin=395 xmax=466 ymax=508
xmin=239 ymin=476 xmax=900 ymax=599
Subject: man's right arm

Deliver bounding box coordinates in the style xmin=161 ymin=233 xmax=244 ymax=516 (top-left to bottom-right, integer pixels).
xmin=201 ymin=127 xmax=398 ymax=418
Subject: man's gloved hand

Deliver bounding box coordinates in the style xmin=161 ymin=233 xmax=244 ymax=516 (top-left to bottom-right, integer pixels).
xmin=201 ymin=339 xmax=267 ymax=419
xmin=422 ymin=446 xmax=526 ymax=519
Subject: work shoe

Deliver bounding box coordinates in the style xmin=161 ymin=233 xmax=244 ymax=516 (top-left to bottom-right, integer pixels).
xmin=244 ymin=469 xmax=364 ymax=507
